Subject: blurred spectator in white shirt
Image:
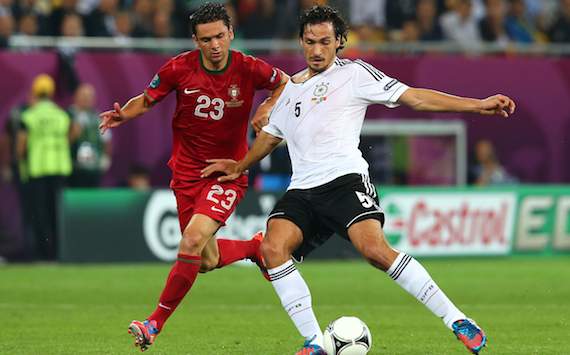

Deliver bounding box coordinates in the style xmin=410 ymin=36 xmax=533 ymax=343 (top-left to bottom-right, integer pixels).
xmin=351 ymin=0 xmax=386 ymax=29
xmin=440 ymin=0 xmax=482 ymax=49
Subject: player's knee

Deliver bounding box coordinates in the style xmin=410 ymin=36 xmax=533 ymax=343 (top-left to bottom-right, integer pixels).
xmin=260 ymin=240 xmax=288 ymax=267
xmin=179 ymin=230 xmax=205 ymax=254
xmin=356 ymin=235 xmax=394 ymax=271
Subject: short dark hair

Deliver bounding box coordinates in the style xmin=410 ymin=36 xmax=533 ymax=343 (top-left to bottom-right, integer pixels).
xmin=189 ymin=2 xmax=231 ymax=35
xmin=298 ymin=5 xmax=348 ymax=52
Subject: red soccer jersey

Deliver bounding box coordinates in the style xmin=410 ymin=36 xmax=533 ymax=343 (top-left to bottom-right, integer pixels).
xmin=144 ymin=49 xmax=281 ymax=183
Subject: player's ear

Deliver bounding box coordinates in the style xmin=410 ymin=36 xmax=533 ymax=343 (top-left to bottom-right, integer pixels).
xmin=192 ymin=34 xmax=198 ymax=47
xmin=228 ymin=26 xmax=235 ymax=41
xmin=335 ymin=36 xmax=341 ymax=50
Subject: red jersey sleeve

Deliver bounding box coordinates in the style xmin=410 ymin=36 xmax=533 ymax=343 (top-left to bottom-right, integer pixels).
xmin=250 ymin=57 xmax=281 ymax=91
xmin=144 ymin=58 xmax=178 ymax=104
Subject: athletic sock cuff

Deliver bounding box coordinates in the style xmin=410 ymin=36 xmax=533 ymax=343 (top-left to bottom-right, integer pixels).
xmin=176 ymin=254 xmax=202 ymax=263
xmin=387 ymin=252 xmax=412 ymax=280
xmin=267 ymin=260 xmax=296 ymax=281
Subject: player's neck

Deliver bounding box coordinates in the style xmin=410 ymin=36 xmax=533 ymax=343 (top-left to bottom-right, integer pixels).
xmin=200 ymin=51 xmax=232 ymax=73
xmin=299 ymin=61 xmax=335 ymax=83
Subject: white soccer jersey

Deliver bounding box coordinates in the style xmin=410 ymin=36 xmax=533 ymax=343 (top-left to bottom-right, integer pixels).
xmin=263 ymin=58 xmax=409 ymax=190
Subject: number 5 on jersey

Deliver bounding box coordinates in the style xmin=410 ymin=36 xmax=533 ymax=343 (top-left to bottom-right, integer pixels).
xmin=294 ymin=102 xmax=301 ymax=117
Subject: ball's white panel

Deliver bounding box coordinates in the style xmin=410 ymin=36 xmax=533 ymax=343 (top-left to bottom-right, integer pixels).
xmin=322 ymin=316 xmax=373 ymax=355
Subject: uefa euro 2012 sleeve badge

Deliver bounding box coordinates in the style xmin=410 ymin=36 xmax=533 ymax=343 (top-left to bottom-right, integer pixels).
xmin=149 ymin=74 xmax=160 ymax=89
xmin=312 ymin=82 xmax=329 ymax=104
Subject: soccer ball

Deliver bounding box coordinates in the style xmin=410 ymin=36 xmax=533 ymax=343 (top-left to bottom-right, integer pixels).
xmin=322 ymin=316 xmax=372 ymax=355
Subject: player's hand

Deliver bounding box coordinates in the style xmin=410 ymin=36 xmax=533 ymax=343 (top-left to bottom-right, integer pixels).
xmin=250 ymin=99 xmax=272 ymax=135
xmin=251 ymin=111 xmax=269 ymax=136
xmin=478 ymin=94 xmax=516 ymax=118
xmin=201 ymin=159 xmax=243 ymax=182
xmin=251 ymin=116 xmax=268 ymax=135
xmin=99 ymin=102 xmax=125 ymax=134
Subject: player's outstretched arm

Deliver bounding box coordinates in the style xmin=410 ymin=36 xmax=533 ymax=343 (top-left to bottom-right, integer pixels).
xmin=251 ymin=71 xmax=290 ymax=134
xmin=201 ymin=131 xmax=283 ymax=182
xmin=398 ymin=88 xmax=516 ymax=118
xmin=99 ymin=94 xmax=151 ymax=134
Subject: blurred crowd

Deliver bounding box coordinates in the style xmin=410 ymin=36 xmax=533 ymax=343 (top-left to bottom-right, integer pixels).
xmin=0 ymin=74 xmax=108 ymax=259
xmin=341 ymin=0 xmax=570 ymax=49
xmin=0 ymin=73 xmax=158 ymax=259
xmin=0 ymin=0 xmax=569 ymax=49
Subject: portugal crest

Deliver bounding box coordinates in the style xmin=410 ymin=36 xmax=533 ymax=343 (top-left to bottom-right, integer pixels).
xmin=226 ymin=84 xmax=243 ymax=107
xmin=229 ymin=85 xmax=240 ymax=99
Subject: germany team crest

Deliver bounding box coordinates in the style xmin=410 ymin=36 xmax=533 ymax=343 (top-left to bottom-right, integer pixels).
xmin=312 ymin=82 xmax=329 ymax=104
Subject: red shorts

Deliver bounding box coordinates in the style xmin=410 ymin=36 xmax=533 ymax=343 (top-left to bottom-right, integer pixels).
xmin=171 ymin=177 xmax=247 ymax=233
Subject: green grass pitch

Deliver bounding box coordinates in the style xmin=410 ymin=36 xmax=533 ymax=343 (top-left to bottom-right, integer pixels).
xmin=1 ymin=258 xmax=569 ymax=354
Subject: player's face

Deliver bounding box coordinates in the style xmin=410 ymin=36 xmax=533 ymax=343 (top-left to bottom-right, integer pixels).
xmin=193 ymin=20 xmax=234 ymax=67
xmin=300 ymin=22 xmax=340 ymax=73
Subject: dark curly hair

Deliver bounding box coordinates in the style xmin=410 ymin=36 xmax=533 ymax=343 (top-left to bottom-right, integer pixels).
xmin=298 ymin=5 xmax=349 ymax=52
xmin=189 ymin=2 xmax=231 ymax=35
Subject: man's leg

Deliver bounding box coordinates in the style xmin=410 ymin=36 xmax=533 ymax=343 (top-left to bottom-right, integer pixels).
xmin=189 ymin=179 xmax=263 ymax=273
xmin=29 ymin=177 xmax=50 ymax=260
xmin=200 ymin=237 xmax=220 ymax=272
xmin=129 ymin=214 xmax=219 ymax=351
xmin=199 ymin=232 xmax=264 ymax=273
xmin=262 ymin=218 xmax=325 ymax=353
xmin=348 ymin=219 xmax=486 ymax=353
xmin=46 ymin=176 xmax=65 ymax=260
xmin=149 ymin=213 xmax=219 ymax=328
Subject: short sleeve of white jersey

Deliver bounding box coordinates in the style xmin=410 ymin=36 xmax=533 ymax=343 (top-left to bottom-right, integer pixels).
xmin=352 ymin=60 xmax=409 ymax=108
xmin=262 ymin=119 xmax=284 ymax=139
xmin=262 ymin=93 xmax=287 ymax=139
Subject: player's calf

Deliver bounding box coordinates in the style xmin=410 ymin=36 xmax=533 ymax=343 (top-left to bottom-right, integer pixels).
xmin=348 ymin=220 xmax=399 ymax=271
xmin=199 ymin=255 xmax=219 ymax=273
xmin=248 ymin=231 xmax=269 ymax=280
xmin=261 ymin=219 xmax=303 ymax=268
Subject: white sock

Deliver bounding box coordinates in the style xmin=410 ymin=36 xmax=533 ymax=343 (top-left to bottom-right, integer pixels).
xmin=387 ymin=253 xmax=466 ymax=329
xmin=267 ymin=260 xmax=323 ymax=346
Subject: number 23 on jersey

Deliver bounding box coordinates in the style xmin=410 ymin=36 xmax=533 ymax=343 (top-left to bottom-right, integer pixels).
xmin=194 ymin=95 xmax=225 ymax=120
xmin=206 ymin=184 xmax=237 ymax=212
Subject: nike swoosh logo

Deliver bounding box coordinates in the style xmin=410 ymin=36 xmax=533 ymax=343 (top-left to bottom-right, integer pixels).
xmin=211 ymin=206 xmax=224 ymax=213
xmin=184 ymin=88 xmax=200 ymax=95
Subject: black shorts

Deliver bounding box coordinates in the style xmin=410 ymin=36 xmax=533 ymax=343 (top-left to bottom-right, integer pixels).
xmin=268 ymin=173 xmax=385 ymax=260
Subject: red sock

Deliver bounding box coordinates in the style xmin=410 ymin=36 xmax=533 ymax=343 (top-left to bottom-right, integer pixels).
xmin=148 ymin=254 xmax=201 ymax=331
xmin=216 ymin=237 xmax=259 ymax=268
